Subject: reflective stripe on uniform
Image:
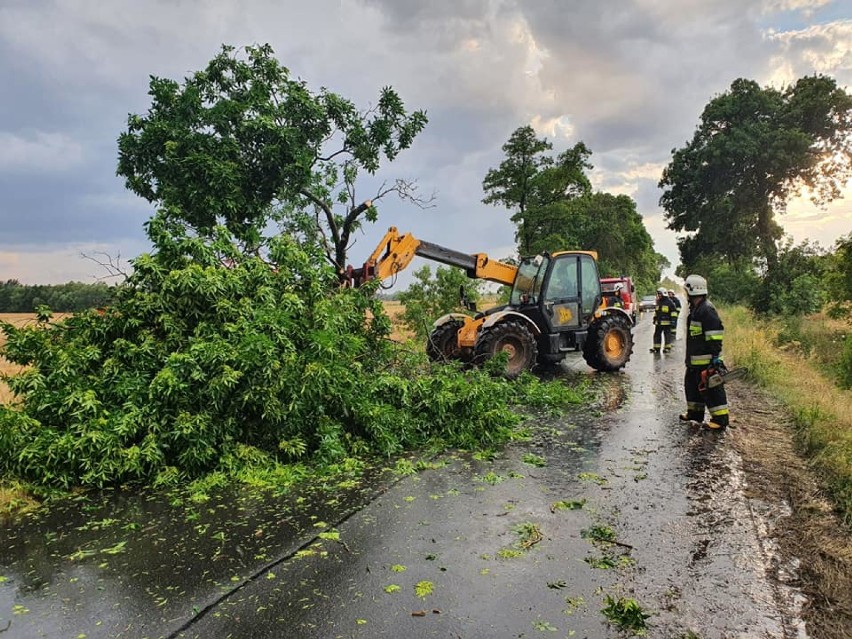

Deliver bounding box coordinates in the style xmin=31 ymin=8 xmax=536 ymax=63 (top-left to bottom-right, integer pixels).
xmin=709 ymin=404 xmax=729 ymax=416
xmin=705 ymin=329 xmax=724 ymax=341
xmin=687 ymin=401 xmax=704 ymax=411
xmin=690 ymin=354 xmax=712 ymax=365
xmin=689 ymin=322 xmax=703 ymax=337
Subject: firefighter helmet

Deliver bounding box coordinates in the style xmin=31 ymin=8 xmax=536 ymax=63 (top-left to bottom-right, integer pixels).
xmin=613 ymin=283 xmax=623 ymax=292
xmin=684 ymin=274 xmax=708 ymax=296
xmin=656 ymin=287 xmax=667 ymax=295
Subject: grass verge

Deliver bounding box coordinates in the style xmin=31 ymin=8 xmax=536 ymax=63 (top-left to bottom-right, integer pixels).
xmin=721 ymin=304 xmax=852 ymax=523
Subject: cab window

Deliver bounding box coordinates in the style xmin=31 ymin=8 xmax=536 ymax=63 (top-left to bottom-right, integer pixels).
xmin=580 ymin=255 xmax=600 ymax=314
xmin=545 ymin=256 xmax=578 ymax=301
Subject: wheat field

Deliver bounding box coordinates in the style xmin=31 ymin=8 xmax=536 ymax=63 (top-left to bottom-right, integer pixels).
xmin=0 ymin=314 xmax=42 ymax=403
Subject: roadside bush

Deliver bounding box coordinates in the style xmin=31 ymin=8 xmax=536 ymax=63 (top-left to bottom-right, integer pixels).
xmin=397 ymin=265 xmax=481 ymax=339
xmin=839 ymin=334 xmax=852 ymax=390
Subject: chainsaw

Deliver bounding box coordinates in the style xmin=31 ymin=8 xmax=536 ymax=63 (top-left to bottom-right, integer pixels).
xmin=699 ymin=364 xmax=748 ymax=391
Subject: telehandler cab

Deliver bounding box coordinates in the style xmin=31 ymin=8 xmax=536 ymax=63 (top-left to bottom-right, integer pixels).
xmin=344 ymin=227 xmax=634 ymax=378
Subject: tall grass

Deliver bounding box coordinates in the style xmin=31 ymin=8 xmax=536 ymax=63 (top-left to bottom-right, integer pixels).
xmin=721 ymin=305 xmax=852 ymax=522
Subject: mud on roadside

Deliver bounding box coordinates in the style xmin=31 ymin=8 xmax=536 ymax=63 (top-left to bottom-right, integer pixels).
xmin=727 ymin=381 xmax=852 ymax=639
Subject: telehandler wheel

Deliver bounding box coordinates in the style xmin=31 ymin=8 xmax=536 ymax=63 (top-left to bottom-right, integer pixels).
xmin=474 ymin=320 xmax=538 ymax=379
xmin=583 ymin=314 xmax=633 ymax=372
xmin=426 ymin=320 xmax=463 ymax=362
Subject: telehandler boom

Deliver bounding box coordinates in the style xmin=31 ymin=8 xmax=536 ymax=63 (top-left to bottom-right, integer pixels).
xmin=345 ymin=227 xmax=634 ymax=377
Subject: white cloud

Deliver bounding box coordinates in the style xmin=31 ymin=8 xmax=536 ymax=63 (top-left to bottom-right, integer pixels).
xmin=0 ymin=131 xmax=84 ymax=172
xmin=762 ymin=0 xmax=834 ymax=15
xmin=764 ymin=19 xmax=852 ymax=86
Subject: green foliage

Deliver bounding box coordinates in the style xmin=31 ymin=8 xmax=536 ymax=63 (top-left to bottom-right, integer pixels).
xmin=0 ymin=280 xmax=117 ymax=313
xmin=117 ymin=43 xmax=427 ymax=270
xmin=661 ymin=75 xmax=852 ymax=269
xmin=676 ymin=259 xmax=759 ymax=305
xmin=482 ymin=126 xmax=591 ymax=254
xmin=752 ymin=238 xmax=827 ymax=315
xmin=527 ymin=193 xmax=667 ymax=293
xmin=824 ymin=233 xmax=852 ymax=307
xmin=482 ymin=127 xmax=665 ymax=290
xmin=397 ymin=265 xmax=481 ymax=339
xmin=601 ymin=594 xmax=651 ymax=634
xmin=0 ymin=215 xmax=573 ymax=489
xmin=837 ymin=335 xmax=852 ymax=390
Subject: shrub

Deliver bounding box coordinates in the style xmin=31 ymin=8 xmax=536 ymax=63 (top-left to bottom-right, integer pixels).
xmin=839 ymin=334 xmax=852 ymax=390
xmin=397 ymin=265 xmax=481 ymax=339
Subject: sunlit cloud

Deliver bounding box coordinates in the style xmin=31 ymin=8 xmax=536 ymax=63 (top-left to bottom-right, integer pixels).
xmin=783 ymin=186 xmax=852 ymax=248
xmin=764 ymin=19 xmax=852 ymax=85
xmin=531 ymin=114 xmax=576 ymax=140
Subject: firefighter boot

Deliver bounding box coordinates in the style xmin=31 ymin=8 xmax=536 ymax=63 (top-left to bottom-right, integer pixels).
xmin=704 ymin=415 xmax=729 ymax=430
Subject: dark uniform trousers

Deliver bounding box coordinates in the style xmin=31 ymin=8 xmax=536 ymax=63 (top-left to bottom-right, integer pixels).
xmin=668 ymin=296 xmax=681 ymax=339
xmin=652 ymin=298 xmax=672 ymax=351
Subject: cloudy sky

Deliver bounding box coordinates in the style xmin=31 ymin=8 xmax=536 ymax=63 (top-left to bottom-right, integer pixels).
xmin=1 ymin=0 xmax=850 ymax=287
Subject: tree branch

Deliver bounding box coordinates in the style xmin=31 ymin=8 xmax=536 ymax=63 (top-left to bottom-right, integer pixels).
xmin=80 ymin=252 xmax=129 ymax=281
xmin=299 ymin=188 xmax=342 ymax=255
xmin=375 ymin=179 xmax=436 ymax=209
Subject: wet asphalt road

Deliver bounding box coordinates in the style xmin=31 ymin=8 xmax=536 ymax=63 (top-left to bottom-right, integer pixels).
xmin=0 ymin=313 xmax=807 ymax=639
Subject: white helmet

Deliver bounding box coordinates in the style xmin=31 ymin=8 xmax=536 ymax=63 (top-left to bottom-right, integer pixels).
xmin=613 ymin=283 xmax=623 ymax=292
xmin=684 ymin=274 xmax=708 ymax=296
xmin=667 ymin=289 xmax=675 ymax=295
xmin=657 ymin=287 xmax=667 ymax=295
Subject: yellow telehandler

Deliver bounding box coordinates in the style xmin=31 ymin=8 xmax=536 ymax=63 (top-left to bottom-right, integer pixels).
xmin=344 ymin=227 xmax=634 ymax=377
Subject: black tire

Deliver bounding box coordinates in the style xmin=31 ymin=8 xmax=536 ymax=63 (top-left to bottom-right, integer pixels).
xmin=426 ymin=320 xmax=463 ymax=362
xmin=474 ymin=320 xmax=538 ymax=379
xmin=583 ymin=314 xmax=633 ymax=371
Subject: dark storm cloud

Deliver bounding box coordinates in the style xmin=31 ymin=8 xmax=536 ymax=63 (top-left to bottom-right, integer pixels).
xmin=0 ymin=168 xmax=151 ymax=248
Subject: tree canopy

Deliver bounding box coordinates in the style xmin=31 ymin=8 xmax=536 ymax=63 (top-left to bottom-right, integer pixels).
xmin=482 ymin=126 xmax=592 ymax=254
xmin=482 ymin=126 xmax=666 ymax=292
xmin=660 ymin=75 xmax=852 ymax=270
xmin=118 ymin=43 xmax=428 ymax=273
xmin=1 ymin=44 xmax=579 ymax=492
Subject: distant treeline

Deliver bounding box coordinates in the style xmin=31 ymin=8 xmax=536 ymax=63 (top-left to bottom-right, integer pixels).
xmin=0 ymin=279 xmax=118 ymax=313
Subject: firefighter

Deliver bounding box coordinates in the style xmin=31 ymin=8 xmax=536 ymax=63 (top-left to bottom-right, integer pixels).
xmin=679 ymin=274 xmax=729 ymax=430
xmin=609 ymin=283 xmax=625 ymax=308
xmin=667 ymin=289 xmax=681 ymax=339
xmin=650 ymin=287 xmax=673 ymax=353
